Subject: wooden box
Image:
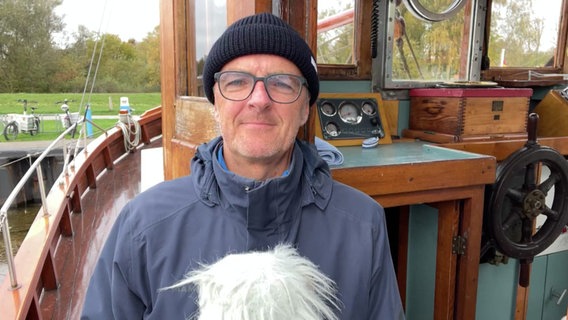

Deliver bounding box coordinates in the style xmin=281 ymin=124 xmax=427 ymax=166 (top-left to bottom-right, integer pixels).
xmin=533 ymin=89 xmax=568 ymax=137
xmin=405 ymin=88 xmax=533 ymax=143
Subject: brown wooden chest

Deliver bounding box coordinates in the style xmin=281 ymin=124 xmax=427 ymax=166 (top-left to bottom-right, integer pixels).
xmin=405 ymin=88 xmax=533 ymax=143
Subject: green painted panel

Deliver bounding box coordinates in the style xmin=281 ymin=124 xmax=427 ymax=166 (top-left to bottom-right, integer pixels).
xmin=527 ymin=256 xmax=548 ymax=320
xmin=320 ymin=80 xmax=372 ymax=93
xmin=475 ymin=260 xmax=519 ymax=319
xmin=406 ymin=204 xmax=437 ymax=319
xmin=542 ymin=252 xmax=568 ymax=320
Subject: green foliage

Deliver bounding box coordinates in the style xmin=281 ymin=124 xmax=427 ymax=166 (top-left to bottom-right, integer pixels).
xmin=0 ymin=0 xmax=64 ymax=92
xmin=0 ymin=0 xmax=161 ymax=94
xmin=393 ymin=3 xmax=467 ymax=81
xmin=488 ymin=0 xmax=552 ymax=67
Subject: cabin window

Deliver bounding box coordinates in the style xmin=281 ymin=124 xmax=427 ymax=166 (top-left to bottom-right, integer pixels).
xmin=481 ymin=0 xmax=568 ymax=85
xmin=372 ymin=0 xmax=479 ymax=90
xmin=317 ymin=0 xmax=355 ymax=65
xmin=195 ymin=1 xmax=227 ymax=72
xmin=486 ymin=0 xmax=561 ymax=68
xmin=193 ymin=0 xmax=227 ymax=96
xmin=195 ymin=0 xmax=568 ymax=89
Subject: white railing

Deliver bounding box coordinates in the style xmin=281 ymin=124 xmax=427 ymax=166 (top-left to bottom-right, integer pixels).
xmin=0 ymin=117 xmax=106 ymax=288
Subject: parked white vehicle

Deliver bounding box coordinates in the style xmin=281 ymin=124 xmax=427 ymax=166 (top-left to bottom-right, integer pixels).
xmin=2 ymin=99 xmax=41 ymax=140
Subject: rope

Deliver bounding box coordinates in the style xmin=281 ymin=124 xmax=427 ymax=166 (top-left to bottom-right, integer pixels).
xmin=116 ymin=116 xmax=141 ymax=152
xmin=0 ymin=153 xmax=41 ymax=169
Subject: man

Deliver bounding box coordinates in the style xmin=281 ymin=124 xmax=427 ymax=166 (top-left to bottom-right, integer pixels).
xmin=81 ymin=12 xmax=404 ymax=319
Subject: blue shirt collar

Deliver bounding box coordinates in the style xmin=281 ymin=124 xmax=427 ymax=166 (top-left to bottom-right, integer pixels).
xmin=217 ymin=145 xmax=289 ymax=177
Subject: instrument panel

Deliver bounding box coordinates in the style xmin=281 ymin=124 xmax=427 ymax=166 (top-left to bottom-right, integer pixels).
xmin=314 ymin=93 xmax=392 ymax=146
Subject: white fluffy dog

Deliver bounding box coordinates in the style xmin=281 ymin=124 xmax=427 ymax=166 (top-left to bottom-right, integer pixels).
xmin=163 ymin=244 xmax=340 ymax=320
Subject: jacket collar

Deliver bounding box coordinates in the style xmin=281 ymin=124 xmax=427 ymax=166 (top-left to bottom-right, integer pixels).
xmin=191 ymin=137 xmax=332 ymax=212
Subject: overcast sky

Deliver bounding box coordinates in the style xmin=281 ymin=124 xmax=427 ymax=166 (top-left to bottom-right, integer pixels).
xmin=54 ymin=0 xmax=160 ymax=44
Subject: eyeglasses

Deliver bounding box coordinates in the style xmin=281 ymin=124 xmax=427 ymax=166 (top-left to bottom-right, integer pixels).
xmin=214 ymin=71 xmax=307 ymax=104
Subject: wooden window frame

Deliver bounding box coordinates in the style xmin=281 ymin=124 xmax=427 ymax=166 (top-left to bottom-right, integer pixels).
xmin=316 ymin=0 xmax=373 ymax=81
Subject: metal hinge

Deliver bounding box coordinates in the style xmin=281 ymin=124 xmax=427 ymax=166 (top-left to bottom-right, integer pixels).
xmin=452 ymin=236 xmax=467 ymax=255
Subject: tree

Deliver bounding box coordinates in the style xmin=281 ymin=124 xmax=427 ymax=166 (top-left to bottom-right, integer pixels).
xmin=0 ymin=1 xmax=161 ymax=93
xmin=488 ymin=0 xmax=550 ymax=67
xmin=0 ymin=0 xmax=63 ymax=92
xmin=136 ymin=26 xmax=161 ymax=91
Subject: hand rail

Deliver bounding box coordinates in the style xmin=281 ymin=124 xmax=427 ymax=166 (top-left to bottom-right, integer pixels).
xmin=0 ymin=120 xmax=84 ymax=288
xmin=0 ymin=106 xmax=162 ymax=319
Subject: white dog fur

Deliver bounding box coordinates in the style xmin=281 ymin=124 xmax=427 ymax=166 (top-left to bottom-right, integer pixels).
xmin=163 ymin=244 xmax=340 ymax=320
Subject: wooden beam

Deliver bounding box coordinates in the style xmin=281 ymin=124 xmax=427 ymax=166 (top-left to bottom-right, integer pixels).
xmin=227 ymin=0 xmax=271 ymax=23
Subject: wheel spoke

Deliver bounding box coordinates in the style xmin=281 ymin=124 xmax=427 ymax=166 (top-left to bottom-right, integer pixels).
xmin=502 ymin=209 xmax=521 ymax=231
xmin=505 ymin=187 xmax=524 ymax=203
xmin=538 ymin=173 xmax=559 ymax=194
xmin=542 ymin=206 xmax=560 ymax=221
xmin=520 ymin=218 xmax=533 ymax=244
xmin=523 ymin=163 xmax=537 ymax=189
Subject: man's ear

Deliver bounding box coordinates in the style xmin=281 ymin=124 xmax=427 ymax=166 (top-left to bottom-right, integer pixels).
xmin=301 ymin=96 xmax=311 ymax=125
xmin=213 ymin=105 xmax=220 ymax=122
xmin=212 ymin=89 xmax=221 ymax=122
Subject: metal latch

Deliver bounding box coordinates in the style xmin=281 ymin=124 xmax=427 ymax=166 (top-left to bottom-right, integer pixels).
xmin=452 ymin=235 xmax=467 ymax=255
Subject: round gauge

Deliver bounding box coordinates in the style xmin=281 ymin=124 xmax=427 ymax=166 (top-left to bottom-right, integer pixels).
xmin=324 ymin=122 xmax=340 ymax=137
xmin=320 ymin=102 xmax=336 ymax=116
xmin=338 ymin=102 xmax=362 ymax=124
xmin=362 ymin=102 xmax=376 ymax=116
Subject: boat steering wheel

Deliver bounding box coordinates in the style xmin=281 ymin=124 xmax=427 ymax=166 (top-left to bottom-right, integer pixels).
xmin=485 ymin=113 xmax=568 ymax=286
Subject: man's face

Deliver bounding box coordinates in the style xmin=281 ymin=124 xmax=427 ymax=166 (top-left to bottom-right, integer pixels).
xmin=213 ymin=54 xmax=310 ymax=168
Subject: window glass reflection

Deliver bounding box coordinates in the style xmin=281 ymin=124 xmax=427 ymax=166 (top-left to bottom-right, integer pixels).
xmin=317 ymin=0 xmax=355 ymax=65
xmin=392 ymin=0 xmax=470 ymax=82
xmin=487 ymin=0 xmax=561 ymax=68
xmin=195 ymin=0 xmax=227 ymax=76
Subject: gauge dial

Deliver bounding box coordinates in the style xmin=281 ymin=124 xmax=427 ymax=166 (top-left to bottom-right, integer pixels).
xmin=338 ymin=103 xmax=362 ymax=124
xmin=362 ymin=102 xmax=376 ymax=116
xmin=320 ymin=102 xmax=336 ymax=116
xmin=325 ymin=122 xmax=340 ymax=137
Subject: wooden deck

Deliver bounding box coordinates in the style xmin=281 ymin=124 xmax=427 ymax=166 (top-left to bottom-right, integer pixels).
xmin=0 ymin=107 xmax=162 ymax=319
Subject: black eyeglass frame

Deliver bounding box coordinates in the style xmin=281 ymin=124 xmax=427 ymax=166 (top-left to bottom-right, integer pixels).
xmin=213 ymin=71 xmax=308 ymax=104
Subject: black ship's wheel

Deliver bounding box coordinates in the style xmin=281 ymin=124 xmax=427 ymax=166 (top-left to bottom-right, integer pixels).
xmin=486 ymin=113 xmax=568 ymax=286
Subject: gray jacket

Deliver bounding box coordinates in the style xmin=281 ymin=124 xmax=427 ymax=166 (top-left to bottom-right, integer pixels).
xmin=81 ymin=137 xmax=404 ymax=319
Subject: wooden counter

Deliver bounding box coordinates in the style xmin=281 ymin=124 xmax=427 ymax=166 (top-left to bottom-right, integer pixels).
xmin=331 ymin=142 xmax=496 ymax=320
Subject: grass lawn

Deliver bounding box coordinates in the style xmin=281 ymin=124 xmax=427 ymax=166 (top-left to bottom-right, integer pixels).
xmin=0 ymin=93 xmax=161 ymax=142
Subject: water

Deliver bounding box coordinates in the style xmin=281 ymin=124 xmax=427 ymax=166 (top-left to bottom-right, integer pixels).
xmin=0 ymin=203 xmax=40 ymax=283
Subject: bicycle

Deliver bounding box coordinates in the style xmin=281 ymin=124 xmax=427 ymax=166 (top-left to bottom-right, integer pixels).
xmin=56 ymin=99 xmax=80 ymax=129
xmin=3 ymin=99 xmax=41 ymax=141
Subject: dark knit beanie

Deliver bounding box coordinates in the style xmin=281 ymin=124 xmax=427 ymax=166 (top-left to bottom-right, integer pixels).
xmin=202 ymin=12 xmax=319 ymax=106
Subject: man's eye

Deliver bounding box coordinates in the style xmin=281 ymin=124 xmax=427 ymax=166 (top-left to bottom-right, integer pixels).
xmin=269 ymin=79 xmax=295 ymax=92
xmin=225 ymin=78 xmax=249 ymax=88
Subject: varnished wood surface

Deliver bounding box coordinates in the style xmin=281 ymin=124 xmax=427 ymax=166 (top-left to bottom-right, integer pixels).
xmin=331 ymin=142 xmax=495 ymax=320
xmin=442 ymin=136 xmax=568 ymax=161
xmin=0 ymin=107 xmax=162 ymax=320
xmin=332 ymin=143 xmax=495 ymax=205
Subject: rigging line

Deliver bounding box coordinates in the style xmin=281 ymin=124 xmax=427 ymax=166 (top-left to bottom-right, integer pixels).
xmin=404 ymin=31 xmax=424 ymax=79
xmin=78 ymin=34 xmax=100 ymax=116
xmin=87 ymin=0 xmax=112 ymax=106
xmin=396 ymin=41 xmax=412 ymax=79
xmin=88 ymin=34 xmax=107 ymax=100
xmin=77 ymin=0 xmax=110 ymax=116
xmin=0 ymin=153 xmax=42 ymax=169
xmin=71 ymin=0 xmax=110 ymax=157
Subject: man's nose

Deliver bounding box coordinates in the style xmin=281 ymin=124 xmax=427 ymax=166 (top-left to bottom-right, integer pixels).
xmin=248 ymin=80 xmax=272 ymax=108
